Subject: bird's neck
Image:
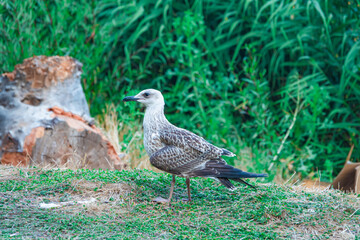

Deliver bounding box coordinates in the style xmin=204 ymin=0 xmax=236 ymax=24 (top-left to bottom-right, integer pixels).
xmin=143 ymin=105 xmax=169 ymax=131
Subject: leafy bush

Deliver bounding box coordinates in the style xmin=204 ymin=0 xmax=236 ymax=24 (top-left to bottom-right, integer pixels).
xmin=1 ymin=0 xmax=359 ymax=182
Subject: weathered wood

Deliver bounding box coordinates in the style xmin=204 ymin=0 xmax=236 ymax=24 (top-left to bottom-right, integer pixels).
xmin=332 ymin=161 xmax=360 ymax=193
xmin=0 ymin=56 xmax=126 ymax=170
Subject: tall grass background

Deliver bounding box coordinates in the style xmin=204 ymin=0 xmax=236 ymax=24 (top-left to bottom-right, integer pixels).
xmin=1 ymin=0 xmax=359 ymax=182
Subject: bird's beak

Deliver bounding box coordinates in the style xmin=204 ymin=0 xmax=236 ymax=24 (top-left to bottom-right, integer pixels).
xmin=122 ymin=96 xmax=140 ymax=102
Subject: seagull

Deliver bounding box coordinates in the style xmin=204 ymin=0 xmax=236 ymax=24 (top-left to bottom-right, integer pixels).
xmin=123 ymin=89 xmax=267 ymax=203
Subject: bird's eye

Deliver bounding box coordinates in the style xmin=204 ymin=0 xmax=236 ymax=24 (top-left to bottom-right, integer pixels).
xmin=143 ymin=92 xmax=150 ymax=97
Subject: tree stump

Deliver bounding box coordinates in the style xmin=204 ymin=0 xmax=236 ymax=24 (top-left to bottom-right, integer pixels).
xmin=0 ymin=56 xmax=126 ymax=170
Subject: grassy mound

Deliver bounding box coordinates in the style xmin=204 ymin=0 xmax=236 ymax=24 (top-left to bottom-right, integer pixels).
xmin=1 ymin=166 xmax=359 ymax=239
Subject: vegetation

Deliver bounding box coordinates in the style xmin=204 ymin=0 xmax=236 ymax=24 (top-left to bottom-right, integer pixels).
xmin=1 ymin=166 xmax=359 ymax=239
xmin=1 ymin=0 xmax=360 ymax=181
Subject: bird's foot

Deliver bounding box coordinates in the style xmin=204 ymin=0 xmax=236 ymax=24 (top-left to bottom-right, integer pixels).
xmin=152 ymin=196 xmax=171 ymax=204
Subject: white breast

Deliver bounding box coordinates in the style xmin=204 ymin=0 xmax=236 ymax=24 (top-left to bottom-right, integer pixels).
xmin=144 ymin=131 xmax=164 ymax=156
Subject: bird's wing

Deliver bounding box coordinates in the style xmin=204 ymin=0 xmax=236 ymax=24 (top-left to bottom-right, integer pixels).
xmin=159 ymin=127 xmax=235 ymax=159
xmin=149 ymin=145 xmax=207 ymax=174
xmin=191 ymin=159 xmax=267 ymax=179
xmin=151 ymin=145 xmax=267 ymax=183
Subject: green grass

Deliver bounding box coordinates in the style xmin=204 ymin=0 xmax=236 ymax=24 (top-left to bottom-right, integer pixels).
xmin=1 ymin=0 xmax=360 ymax=182
xmin=1 ymin=166 xmax=359 ymax=239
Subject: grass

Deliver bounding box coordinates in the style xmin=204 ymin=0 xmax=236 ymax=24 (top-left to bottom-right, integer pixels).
xmin=1 ymin=166 xmax=359 ymax=239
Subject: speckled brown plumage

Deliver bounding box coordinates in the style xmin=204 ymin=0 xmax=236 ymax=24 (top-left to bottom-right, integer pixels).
xmin=123 ymin=89 xmax=267 ymax=203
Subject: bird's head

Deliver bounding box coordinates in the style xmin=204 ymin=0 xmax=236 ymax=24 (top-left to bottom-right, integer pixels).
xmin=122 ymin=89 xmax=165 ymax=108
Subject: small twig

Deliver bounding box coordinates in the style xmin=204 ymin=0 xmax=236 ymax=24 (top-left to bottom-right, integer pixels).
xmin=284 ymin=171 xmax=297 ymax=185
xmin=349 ymin=208 xmax=360 ymax=218
xmin=269 ymin=85 xmax=304 ymax=170
xmin=345 ymin=144 xmax=354 ymax=164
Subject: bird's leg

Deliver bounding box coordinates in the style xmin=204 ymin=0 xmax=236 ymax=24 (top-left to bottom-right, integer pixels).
xmin=167 ymin=174 xmax=176 ymax=202
xmin=153 ymin=174 xmax=176 ymax=204
xmin=182 ymin=177 xmax=192 ymax=202
xmin=186 ymin=177 xmax=192 ymax=201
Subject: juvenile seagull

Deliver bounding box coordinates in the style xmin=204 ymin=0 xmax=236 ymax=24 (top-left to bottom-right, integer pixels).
xmin=123 ymin=89 xmax=267 ymax=203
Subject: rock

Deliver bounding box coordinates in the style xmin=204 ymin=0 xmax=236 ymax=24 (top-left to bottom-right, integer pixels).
xmin=0 ymin=56 xmax=126 ymax=170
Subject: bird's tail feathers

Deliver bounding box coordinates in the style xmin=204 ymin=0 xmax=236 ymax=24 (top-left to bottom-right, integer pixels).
xmin=217 ymin=178 xmax=236 ymax=190
xmin=217 ymin=177 xmax=257 ymax=189
xmin=196 ymin=160 xmax=268 ymax=179
xmin=193 ymin=160 xmax=267 ymax=190
xmin=192 ymin=160 xmax=267 ymax=189
xmin=231 ymin=178 xmax=257 ymax=189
